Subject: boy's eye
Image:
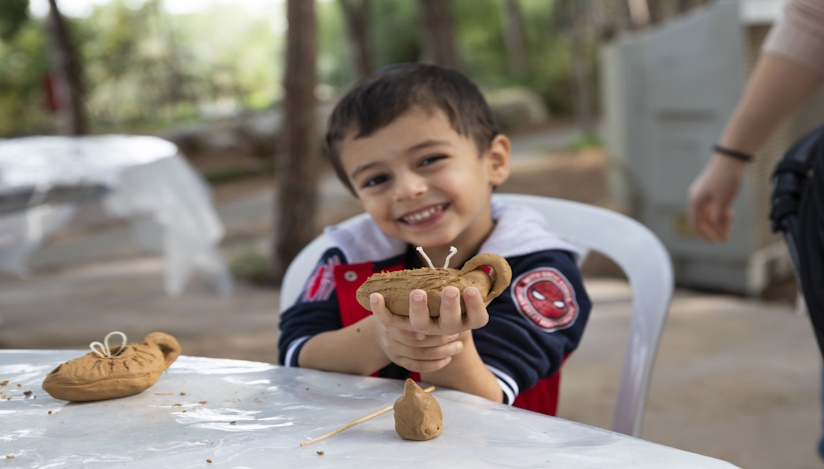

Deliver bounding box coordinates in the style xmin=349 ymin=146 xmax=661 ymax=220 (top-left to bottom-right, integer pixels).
xmin=362 ymin=174 xmax=389 ymax=188
xmin=420 ymin=154 xmax=446 ymax=167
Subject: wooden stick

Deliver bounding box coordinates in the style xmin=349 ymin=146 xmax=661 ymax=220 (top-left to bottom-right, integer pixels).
xmin=300 ymin=385 xmax=435 ymax=447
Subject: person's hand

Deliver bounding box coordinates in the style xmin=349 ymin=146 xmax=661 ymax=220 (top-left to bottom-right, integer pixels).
xmin=687 ymin=155 xmax=748 ymax=242
xmin=369 ymin=286 xmax=489 ymax=372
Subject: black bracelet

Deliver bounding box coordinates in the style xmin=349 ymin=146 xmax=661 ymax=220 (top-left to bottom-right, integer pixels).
xmin=713 ymin=144 xmax=754 ymax=162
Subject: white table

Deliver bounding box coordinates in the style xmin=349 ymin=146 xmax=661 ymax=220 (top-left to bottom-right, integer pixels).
xmin=0 ymin=350 xmax=738 ymax=468
xmin=0 ymin=136 xmax=232 ymax=296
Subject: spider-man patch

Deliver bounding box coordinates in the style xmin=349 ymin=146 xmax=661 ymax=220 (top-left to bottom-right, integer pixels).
xmin=511 ymin=267 xmax=578 ymax=332
xmin=301 ymin=255 xmax=341 ymax=302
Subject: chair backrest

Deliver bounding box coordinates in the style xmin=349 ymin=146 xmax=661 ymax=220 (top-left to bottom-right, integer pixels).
xmin=279 ymin=193 xmax=674 ymax=438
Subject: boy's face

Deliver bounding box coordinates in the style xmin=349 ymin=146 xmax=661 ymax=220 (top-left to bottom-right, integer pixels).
xmin=338 ymin=107 xmax=510 ymax=260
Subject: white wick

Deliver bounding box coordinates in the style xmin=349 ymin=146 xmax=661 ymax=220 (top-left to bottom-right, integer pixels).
xmin=443 ymin=246 xmax=457 ymax=269
xmin=90 ymin=331 xmax=127 ymax=358
xmin=416 ymin=246 xmax=436 ymax=269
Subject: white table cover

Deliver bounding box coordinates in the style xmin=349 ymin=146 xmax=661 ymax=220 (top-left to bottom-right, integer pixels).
xmin=0 ymin=136 xmax=232 ymax=296
xmin=0 ymin=350 xmax=738 ymax=468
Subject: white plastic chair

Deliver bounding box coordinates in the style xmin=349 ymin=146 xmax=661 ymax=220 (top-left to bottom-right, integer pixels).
xmin=279 ymin=193 xmax=674 ymax=438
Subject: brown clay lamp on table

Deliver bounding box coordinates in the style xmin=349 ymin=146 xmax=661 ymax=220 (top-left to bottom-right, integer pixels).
xmin=42 ymin=331 xmax=181 ymax=402
xmin=356 ymin=246 xmax=513 ymax=316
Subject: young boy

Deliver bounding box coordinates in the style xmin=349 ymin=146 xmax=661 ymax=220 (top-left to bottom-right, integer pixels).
xmin=278 ymin=63 xmax=591 ymax=415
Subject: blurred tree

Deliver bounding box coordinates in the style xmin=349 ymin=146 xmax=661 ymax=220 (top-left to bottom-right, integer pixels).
xmin=501 ymin=0 xmax=527 ymax=77
xmin=451 ymin=0 xmax=504 ymax=81
xmin=0 ymin=0 xmax=588 ymax=137
xmin=78 ymin=0 xmax=282 ymax=129
xmin=338 ymin=0 xmax=372 ymax=78
xmin=318 ymin=1 xmax=356 ymax=88
xmin=417 ymin=0 xmax=459 ymax=69
xmin=646 ymin=0 xmax=667 ymax=25
xmin=559 ymin=0 xmax=596 ymax=135
xmin=0 ymin=0 xmax=29 ymax=41
xmin=369 ymin=0 xmax=420 ymax=69
xmin=271 ymin=0 xmax=319 ymax=283
xmin=648 ymin=0 xmax=711 ymax=26
xmin=46 ymin=0 xmax=86 ymax=135
xmin=0 ymin=5 xmax=52 ymax=135
xmin=591 ymin=0 xmax=634 ymax=39
xmin=625 ymin=0 xmax=650 ymax=28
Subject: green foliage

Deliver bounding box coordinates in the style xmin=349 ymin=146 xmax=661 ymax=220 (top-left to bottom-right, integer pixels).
xmin=78 ymin=0 xmax=283 ymax=129
xmin=0 ymin=0 xmax=286 ymax=136
xmin=369 ymin=0 xmax=420 ymax=69
xmin=229 ymin=246 xmax=271 ymax=283
xmin=324 ymin=0 xmax=576 ymax=117
xmin=0 ymin=0 xmax=583 ymax=137
xmin=0 ymin=0 xmax=28 ymax=41
xmin=204 ymin=162 xmax=275 ymax=185
xmin=317 ymin=0 xmax=355 ymax=90
xmin=317 ymin=0 xmax=422 ymax=93
xmin=453 ymin=0 xmax=508 ymax=82
xmin=0 ymin=19 xmax=52 ymax=135
xmin=452 ymin=0 xmax=575 ymax=115
xmin=569 ymin=133 xmax=603 ymax=152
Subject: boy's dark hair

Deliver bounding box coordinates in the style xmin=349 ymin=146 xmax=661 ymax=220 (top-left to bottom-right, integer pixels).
xmin=325 ymin=63 xmax=500 ymax=194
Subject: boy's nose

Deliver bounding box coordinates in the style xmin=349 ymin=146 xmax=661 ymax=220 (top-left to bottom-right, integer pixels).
xmin=393 ymin=173 xmax=427 ymax=202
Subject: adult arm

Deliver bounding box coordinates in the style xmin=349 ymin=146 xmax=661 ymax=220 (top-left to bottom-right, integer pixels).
xmin=687 ymin=0 xmax=824 ymax=242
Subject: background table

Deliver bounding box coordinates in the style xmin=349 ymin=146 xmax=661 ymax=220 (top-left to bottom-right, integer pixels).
xmin=0 ymin=350 xmax=738 ymax=468
xmin=0 ymin=135 xmax=232 ymax=296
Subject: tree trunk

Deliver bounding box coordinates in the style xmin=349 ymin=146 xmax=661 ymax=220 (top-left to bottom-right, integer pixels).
xmin=626 ymin=0 xmax=650 ymax=29
xmin=501 ymin=0 xmax=527 ymax=77
xmin=561 ymin=0 xmax=596 ymax=136
xmin=338 ymin=0 xmax=373 ymax=78
xmin=417 ymin=0 xmax=459 ymax=70
xmin=676 ymin=0 xmax=711 ymax=13
xmin=595 ymin=0 xmax=634 ymax=38
xmin=45 ymin=0 xmax=86 ymax=135
xmin=646 ymin=0 xmax=666 ymax=25
xmin=270 ymin=0 xmax=319 ymax=284
xmin=647 ymin=0 xmax=696 ymax=25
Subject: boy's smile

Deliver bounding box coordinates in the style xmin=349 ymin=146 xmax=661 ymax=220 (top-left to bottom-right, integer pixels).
xmin=398 ymin=202 xmax=448 ymax=227
xmin=339 ymin=106 xmax=511 ymax=264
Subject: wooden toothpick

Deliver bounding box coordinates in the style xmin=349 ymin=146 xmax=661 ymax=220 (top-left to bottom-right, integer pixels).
xmin=299 ymin=385 xmax=435 ymax=447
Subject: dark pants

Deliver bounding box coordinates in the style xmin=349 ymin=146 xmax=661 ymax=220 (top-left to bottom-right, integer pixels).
xmin=798 ymin=149 xmax=824 ymax=347
xmin=772 ymin=127 xmax=824 ymax=458
xmin=794 ymin=140 xmax=824 ymax=458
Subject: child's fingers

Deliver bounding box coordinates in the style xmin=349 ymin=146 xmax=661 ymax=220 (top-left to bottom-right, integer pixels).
xmin=408 ymin=289 xmax=433 ymax=331
xmin=462 ymin=288 xmax=490 ymax=329
xmin=396 ymin=356 xmax=453 ymax=374
xmin=386 ymin=327 xmax=457 ymax=347
xmin=437 ymin=286 xmax=463 ymax=333
xmin=390 ymin=341 xmax=463 ymax=373
xmin=370 ymin=293 xmax=414 ymax=331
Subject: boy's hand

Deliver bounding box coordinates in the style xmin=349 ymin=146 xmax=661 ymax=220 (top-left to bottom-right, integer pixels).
xmin=371 ymin=286 xmax=489 ymax=335
xmin=373 ymin=319 xmax=462 ymax=373
xmin=369 ymin=286 xmax=487 ymax=373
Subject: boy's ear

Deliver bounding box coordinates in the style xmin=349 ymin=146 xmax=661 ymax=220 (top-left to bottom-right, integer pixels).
xmin=487 ymin=134 xmax=511 ymax=186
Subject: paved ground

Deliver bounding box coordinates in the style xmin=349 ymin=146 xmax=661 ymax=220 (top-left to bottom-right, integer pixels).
xmin=1 ymin=127 xmax=822 ymax=468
